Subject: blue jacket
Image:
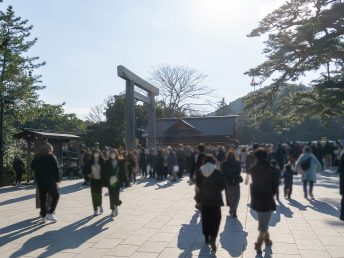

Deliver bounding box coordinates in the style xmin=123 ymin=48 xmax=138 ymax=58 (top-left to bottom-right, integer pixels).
xmin=295 ymin=153 xmax=322 ymax=182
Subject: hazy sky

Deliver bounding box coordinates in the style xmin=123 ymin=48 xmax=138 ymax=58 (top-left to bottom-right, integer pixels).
xmin=7 ymin=0 xmax=284 ymax=119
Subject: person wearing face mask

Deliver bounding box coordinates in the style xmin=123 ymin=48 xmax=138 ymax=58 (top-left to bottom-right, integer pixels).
xmin=85 ymin=150 xmax=105 ymax=216
xmin=101 ymin=149 xmax=126 ymax=217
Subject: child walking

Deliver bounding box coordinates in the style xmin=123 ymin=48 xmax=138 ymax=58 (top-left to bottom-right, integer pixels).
xmin=282 ymin=164 xmax=297 ymax=199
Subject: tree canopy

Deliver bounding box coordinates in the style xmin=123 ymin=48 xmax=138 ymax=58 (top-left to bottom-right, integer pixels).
xmin=245 ymin=0 xmax=344 ymax=121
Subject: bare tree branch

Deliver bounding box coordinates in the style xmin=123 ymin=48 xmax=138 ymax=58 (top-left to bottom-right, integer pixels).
xmin=86 ymin=105 xmax=104 ymax=123
xmin=151 ymin=65 xmax=213 ymax=117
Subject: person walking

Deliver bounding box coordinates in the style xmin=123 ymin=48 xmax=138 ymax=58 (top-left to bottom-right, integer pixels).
xmin=221 ymin=150 xmax=242 ymax=218
xmin=101 ymin=149 xmax=126 ymax=217
xmin=147 ymin=148 xmax=157 ymax=178
xmin=30 ymin=142 xmax=60 ymax=223
xmin=13 ymin=155 xmax=25 ymax=187
xmin=80 ymin=149 xmax=91 ymax=186
xmin=156 ymin=149 xmax=165 ymax=180
xmin=295 ymin=146 xmax=323 ymax=199
xmin=195 ymin=154 xmax=226 ymax=252
xmin=193 ymin=144 xmax=207 ymax=209
xmin=126 ymin=151 xmax=137 ymax=184
xmin=85 ymin=149 xmax=105 ymax=216
xmin=167 ymin=147 xmax=178 ymax=181
xmin=216 ymin=146 xmax=226 ymax=164
xmin=282 ymin=164 xmax=297 ymax=199
xmin=247 ymin=148 xmax=279 ymax=255
xmin=239 ymin=147 xmax=247 ymax=171
xmin=270 ymin=160 xmax=282 ymax=201
xmin=139 ymin=148 xmax=147 ymax=178
xmin=176 ymin=144 xmax=187 ymax=178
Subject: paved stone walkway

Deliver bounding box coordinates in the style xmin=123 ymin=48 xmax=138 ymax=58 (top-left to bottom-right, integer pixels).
xmin=0 ymin=172 xmax=344 ymax=258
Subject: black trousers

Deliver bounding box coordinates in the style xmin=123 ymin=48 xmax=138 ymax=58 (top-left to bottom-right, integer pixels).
xmin=15 ymin=171 xmax=23 ymax=184
xmin=108 ymin=186 xmax=121 ymax=209
xmin=90 ymin=179 xmax=102 ymax=211
xmin=303 ymin=180 xmax=314 ymax=195
xmin=284 ymin=183 xmax=293 ymax=198
xmin=38 ymin=183 xmax=60 ymax=217
xmin=177 ymin=165 xmax=185 ymax=178
xmin=201 ymin=205 xmax=221 ymax=240
xmin=140 ymin=164 xmax=147 ymax=177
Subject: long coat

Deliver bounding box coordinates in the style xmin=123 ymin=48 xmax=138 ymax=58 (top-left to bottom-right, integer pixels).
xmin=249 ymin=161 xmax=279 ymax=212
xmin=221 ymin=159 xmax=242 ymax=185
xmin=295 ymin=152 xmax=322 ymax=182
xmin=195 ymin=163 xmax=226 ymax=207
xmin=167 ymin=151 xmax=178 ymax=171
xmin=30 ymin=154 xmax=60 ymax=187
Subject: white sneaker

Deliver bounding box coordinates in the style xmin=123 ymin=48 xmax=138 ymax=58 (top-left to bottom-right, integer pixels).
xmin=99 ymin=206 xmax=104 ymax=214
xmin=93 ymin=210 xmax=100 ymax=216
xmin=111 ymin=206 xmax=118 ymax=217
xmin=46 ymin=213 xmax=57 ymax=222
xmin=41 ymin=217 xmax=46 ymax=224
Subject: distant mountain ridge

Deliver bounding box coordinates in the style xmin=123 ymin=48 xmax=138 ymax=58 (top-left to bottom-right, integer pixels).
xmin=210 ymin=84 xmax=309 ymax=116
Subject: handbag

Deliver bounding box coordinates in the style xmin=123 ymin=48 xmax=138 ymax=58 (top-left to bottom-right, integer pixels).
xmin=173 ymin=165 xmax=179 ymax=173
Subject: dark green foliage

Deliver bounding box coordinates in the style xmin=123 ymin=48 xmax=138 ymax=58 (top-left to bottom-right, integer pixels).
xmin=83 ymin=95 xmax=182 ymax=148
xmin=245 ymin=0 xmax=344 ymax=120
xmin=0 ymin=6 xmax=86 ymax=185
xmin=214 ymin=85 xmax=344 ymax=144
xmin=22 ymin=102 xmax=86 ymax=133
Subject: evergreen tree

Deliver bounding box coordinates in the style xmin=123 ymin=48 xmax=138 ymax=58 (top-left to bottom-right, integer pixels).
xmin=0 ymin=6 xmax=45 ymax=184
xmin=245 ymin=0 xmax=344 ymax=121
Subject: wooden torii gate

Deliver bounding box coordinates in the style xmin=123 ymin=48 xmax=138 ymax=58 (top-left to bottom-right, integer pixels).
xmin=117 ymin=65 xmax=159 ymax=151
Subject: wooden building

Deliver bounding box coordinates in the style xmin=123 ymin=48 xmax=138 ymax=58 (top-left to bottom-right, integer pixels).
xmin=13 ymin=128 xmax=81 ymax=182
xmin=156 ymin=116 xmax=237 ymax=146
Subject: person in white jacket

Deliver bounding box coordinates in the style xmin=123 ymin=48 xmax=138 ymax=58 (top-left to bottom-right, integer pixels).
xmin=295 ymin=146 xmax=323 ymax=199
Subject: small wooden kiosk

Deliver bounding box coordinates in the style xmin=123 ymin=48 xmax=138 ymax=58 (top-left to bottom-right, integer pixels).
xmin=13 ymin=128 xmax=81 ymax=182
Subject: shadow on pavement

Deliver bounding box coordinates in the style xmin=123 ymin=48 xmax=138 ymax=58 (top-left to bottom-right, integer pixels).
xmin=177 ymin=211 xmax=211 ymax=258
xmin=0 ymin=193 xmax=36 ymax=206
xmin=0 ymin=184 xmax=36 ymax=194
xmin=288 ymin=199 xmax=307 ymax=211
xmin=0 ymin=181 xmax=85 ymax=207
xmin=220 ymin=216 xmax=247 ymax=257
xmin=309 ymin=199 xmax=339 ymax=217
xmin=8 ymin=216 xmax=111 ymax=258
xmin=0 ymin=217 xmax=47 ymax=246
xmin=59 ymin=181 xmax=89 ymax=195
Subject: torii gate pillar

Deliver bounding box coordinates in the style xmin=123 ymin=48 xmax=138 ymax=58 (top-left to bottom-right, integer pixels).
xmin=117 ymin=66 xmax=159 ymax=151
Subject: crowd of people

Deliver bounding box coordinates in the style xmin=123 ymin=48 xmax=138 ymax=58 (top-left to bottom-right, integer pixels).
xmin=16 ymin=139 xmax=344 ymax=255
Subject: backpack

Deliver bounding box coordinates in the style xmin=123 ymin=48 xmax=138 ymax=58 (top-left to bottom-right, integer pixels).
xmin=300 ymin=157 xmax=311 ymax=171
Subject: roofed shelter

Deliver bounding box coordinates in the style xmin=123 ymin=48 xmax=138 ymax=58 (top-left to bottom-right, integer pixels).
xmin=156 ymin=116 xmax=237 ymax=146
xmin=13 ymin=128 xmax=81 ymax=182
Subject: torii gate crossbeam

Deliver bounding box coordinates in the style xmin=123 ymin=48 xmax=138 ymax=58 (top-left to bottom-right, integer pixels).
xmin=117 ymin=65 xmax=159 ymax=151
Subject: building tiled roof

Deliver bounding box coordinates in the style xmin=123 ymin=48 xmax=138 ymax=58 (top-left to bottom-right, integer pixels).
xmin=157 ymin=116 xmax=236 ymax=137
xmin=13 ymin=128 xmax=81 ymax=141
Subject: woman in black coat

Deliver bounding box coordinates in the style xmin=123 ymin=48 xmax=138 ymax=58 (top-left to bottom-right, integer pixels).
xmin=101 ymin=149 xmax=126 ymax=217
xmin=30 ymin=142 xmax=60 ymax=223
xmin=247 ymin=148 xmax=279 ymax=255
xmin=221 ymin=150 xmax=242 ymax=218
xmin=195 ymin=154 xmax=226 ymax=252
